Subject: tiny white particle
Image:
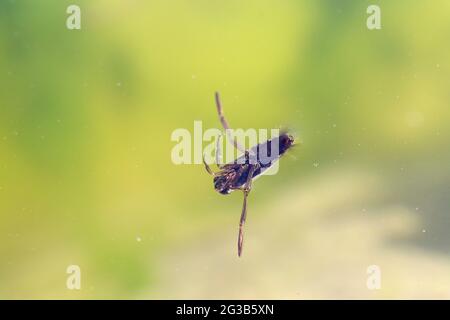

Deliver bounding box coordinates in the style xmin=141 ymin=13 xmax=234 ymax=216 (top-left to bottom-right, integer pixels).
xmin=136 ymin=236 xmax=142 ymax=242
xmin=422 ymin=229 xmax=426 ymax=233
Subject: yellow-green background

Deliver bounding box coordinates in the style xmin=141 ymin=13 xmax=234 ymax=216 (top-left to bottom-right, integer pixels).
xmin=0 ymin=0 xmax=449 ymax=299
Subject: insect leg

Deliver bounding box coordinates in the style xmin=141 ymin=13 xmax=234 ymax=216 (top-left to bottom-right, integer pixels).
xmin=237 ymin=164 xmax=257 ymax=257
xmin=202 ymin=154 xmax=216 ymax=176
xmin=215 ymin=133 xmax=224 ymax=169
xmin=214 ymin=92 xmax=247 ymax=154
xmin=238 ymin=190 xmax=249 ymax=257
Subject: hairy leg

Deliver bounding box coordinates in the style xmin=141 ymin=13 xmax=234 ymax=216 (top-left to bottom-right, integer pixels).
xmin=237 ymin=164 xmax=257 ymax=257
xmin=202 ymin=155 xmax=216 ymax=176
xmin=215 ymin=92 xmax=247 ymax=154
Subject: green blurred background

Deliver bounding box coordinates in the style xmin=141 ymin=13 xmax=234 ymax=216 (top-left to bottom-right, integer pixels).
xmin=1 ymin=0 xmax=449 ymax=299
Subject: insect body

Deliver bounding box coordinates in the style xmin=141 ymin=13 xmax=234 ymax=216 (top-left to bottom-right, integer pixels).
xmin=203 ymin=92 xmax=295 ymax=257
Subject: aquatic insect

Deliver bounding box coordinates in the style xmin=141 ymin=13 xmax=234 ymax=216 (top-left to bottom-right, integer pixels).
xmin=203 ymin=92 xmax=295 ymax=257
